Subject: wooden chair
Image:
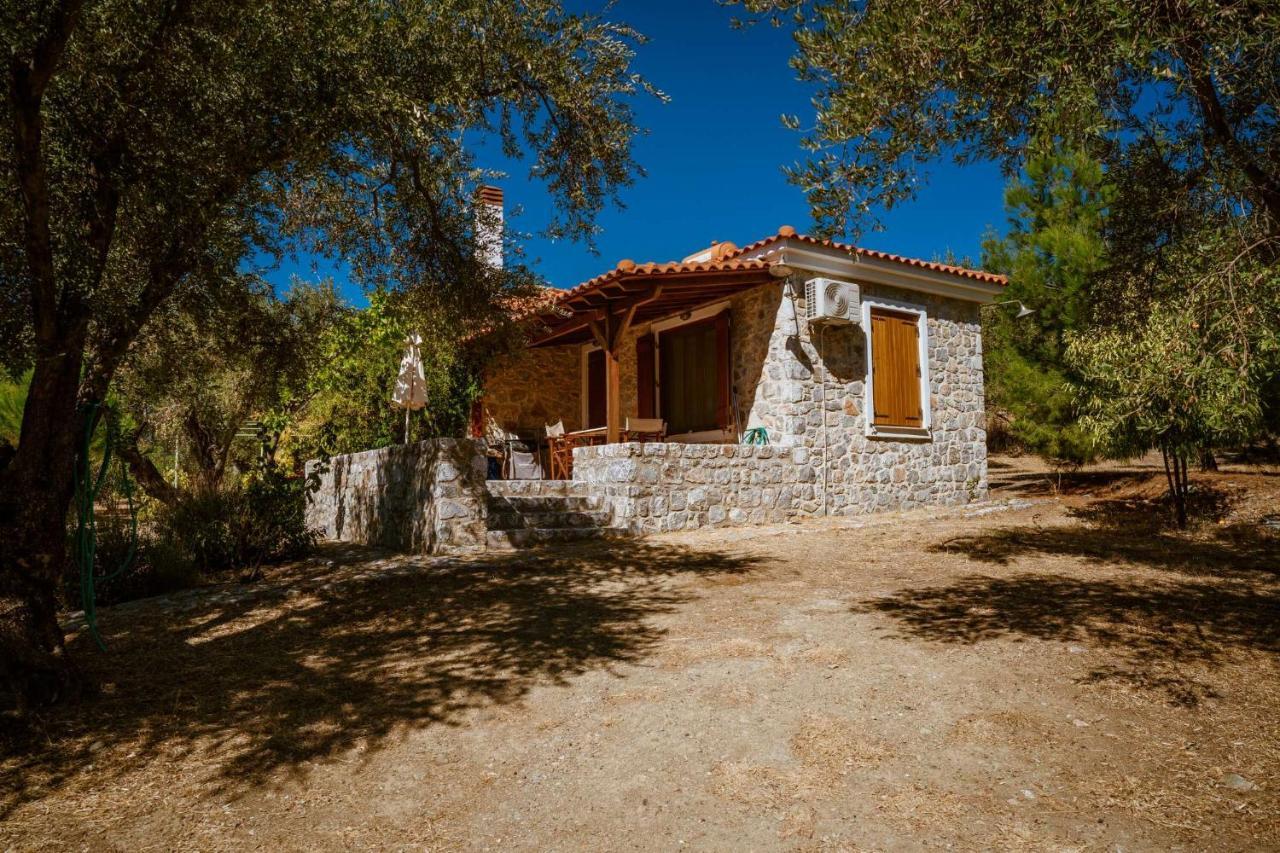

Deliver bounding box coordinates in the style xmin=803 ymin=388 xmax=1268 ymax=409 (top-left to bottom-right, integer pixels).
xmin=622 ymin=417 xmax=666 ymax=443
xmin=545 ymin=420 xmax=571 ymax=480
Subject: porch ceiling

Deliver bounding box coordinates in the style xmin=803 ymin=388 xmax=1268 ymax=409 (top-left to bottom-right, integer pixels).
xmin=528 ymin=261 xmax=777 ymax=347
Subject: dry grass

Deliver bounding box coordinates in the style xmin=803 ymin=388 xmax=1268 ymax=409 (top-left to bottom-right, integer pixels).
xmin=1 ymin=453 xmax=1276 ymax=851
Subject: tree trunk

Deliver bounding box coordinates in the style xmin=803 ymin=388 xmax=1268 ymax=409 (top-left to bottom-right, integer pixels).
xmin=0 ymin=345 xmax=88 ymax=709
xmin=117 ymin=430 xmax=179 ymax=507
xmin=1199 ymin=447 xmax=1218 ymax=472
xmin=1160 ymin=443 xmax=1189 ymax=529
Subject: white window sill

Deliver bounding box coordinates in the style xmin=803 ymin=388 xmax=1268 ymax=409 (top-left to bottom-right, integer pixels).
xmin=866 ymin=424 xmax=932 ymax=441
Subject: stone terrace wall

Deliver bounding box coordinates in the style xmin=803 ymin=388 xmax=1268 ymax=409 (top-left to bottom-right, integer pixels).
xmin=573 ymin=442 xmax=818 ymax=534
xmin=304 ymin=439 xmax=488 ymax=554
xmin=573 ymin=438 xmax=984 ymax=535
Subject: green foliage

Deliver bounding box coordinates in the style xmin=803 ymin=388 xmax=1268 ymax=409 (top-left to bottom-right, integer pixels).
xmin=981 ymin=143 xmax=1111 ymax=465
xmin=63 ymin=503 xmax=197 ymax=609
xmin=0 ymin=370 xmax=28 ymax=446
xmin=152 ymin=470 xmax=318 ymax=576
xmin=1070 ymin=228 xmax=1280 ymax=458
xmin=1068 ymin=224 xmax=1280 ymax=524
xmin=285 ymin=288 xmax=483 ymax=464
xmin=117 ymin=278 xmax=342 ymax=489
xmin=2 ymin=0 xmax=656 ymax=369
xmin=737 ymin=0 xmax=1280 ymax=241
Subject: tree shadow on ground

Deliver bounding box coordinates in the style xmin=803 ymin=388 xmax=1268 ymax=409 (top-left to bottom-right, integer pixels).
xmin=855 ymin=504 xmax=1280 ymax=706
xmin=986 ymin=464 xmax=1153 ymax=498
xmin=933 ymin=485 xmax=1277 ymax=578
xmin=0 ymin=540 xmax=759 ymax=817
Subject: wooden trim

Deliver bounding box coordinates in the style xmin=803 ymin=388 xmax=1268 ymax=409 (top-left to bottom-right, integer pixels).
xmin=585 ymin=348 xmax=606 ymax=429
xmin=870 ymin=309 xmax=922 ymax=427
xmin=605 ymin=348 xmax=621 ymax=443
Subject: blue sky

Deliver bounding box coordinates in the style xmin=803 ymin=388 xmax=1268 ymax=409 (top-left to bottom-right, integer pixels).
xmin=268 ymin=1 xmax=1010 ymax=303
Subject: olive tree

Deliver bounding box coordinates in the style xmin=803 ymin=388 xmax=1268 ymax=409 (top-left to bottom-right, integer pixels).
xmin=737 ymin=0 xmax=1280 ymax=521
xmin=0 ymin=0 xmax=653 ymax=707
xmin=735 ymin=0 xmax=1280 ymax=240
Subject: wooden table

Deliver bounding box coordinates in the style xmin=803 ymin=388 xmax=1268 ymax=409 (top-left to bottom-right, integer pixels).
xmin=564 ymin=427 xmax=607 ymax=444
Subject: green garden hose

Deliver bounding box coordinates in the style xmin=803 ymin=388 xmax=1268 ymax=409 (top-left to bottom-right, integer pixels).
xmin=74 ymin=402 xmax=138 ymax=650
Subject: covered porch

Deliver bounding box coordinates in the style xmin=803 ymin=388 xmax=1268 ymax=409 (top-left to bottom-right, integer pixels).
xmin=480 ymin=247 xmax=782 ymax=478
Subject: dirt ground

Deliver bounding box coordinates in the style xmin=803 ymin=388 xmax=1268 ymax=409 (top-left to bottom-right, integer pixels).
xmin=3 ymin=453 xmax=1278 ymax=851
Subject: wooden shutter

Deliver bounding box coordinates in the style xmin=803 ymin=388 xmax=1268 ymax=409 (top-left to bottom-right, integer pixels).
xmin=636 ymin=333 xmax=656 ymax=418
xmin=870 ymin=308 xmax=923 ymax=427
xmin=715 ymin=311 xmax=731 ymax=429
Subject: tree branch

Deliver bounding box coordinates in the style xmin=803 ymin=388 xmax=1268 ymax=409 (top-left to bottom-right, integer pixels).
xmin=1181 ymin=43 xmax=1280 ymax=227
xmin=117 ymin=425 xmax=179 ymax=507
xmin=8 ymin=0 xmax=86 ymax=350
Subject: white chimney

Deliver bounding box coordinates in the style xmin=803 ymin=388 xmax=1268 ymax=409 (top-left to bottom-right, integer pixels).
xmin=476 ymin=185 xmax=504 ymax=270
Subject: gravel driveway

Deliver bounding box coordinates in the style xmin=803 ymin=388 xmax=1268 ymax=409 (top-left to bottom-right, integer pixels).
xmin=3 ymin=457 xmax=1277 ymax=850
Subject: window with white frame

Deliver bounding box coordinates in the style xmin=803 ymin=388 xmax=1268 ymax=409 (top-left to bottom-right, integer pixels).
xmin=862 ymin=297 xmax=931 ymax=437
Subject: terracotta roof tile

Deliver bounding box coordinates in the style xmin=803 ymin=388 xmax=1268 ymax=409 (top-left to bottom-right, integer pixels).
xmin=536 ymin=229 xmax=1004 ymax=313
xmin=550 ymin=255 xmax=774 ymax=304
xmin=725 ymin=229 xmax=1007 ymax=285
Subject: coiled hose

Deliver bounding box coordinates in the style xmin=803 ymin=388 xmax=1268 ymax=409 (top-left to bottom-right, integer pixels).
xmin=73 ymin=402 xmax=138 ymax=650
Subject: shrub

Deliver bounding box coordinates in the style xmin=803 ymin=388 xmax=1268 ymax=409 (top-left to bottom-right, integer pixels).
xmin=63 ymin=491 xmax=201 ymax=610
xmin=157 ymin=471 xmax=318 ymax=574
xmin=66 ymin=468 xmax=320 ymax=610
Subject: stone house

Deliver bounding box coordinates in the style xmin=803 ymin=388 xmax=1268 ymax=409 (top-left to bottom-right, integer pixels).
xmin=307 ymin=224 xmax=1006 ymax=552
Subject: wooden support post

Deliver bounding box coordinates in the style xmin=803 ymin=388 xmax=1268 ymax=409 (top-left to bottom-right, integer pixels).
xmin=586 ymin=285 xmax=663 ymax=445
xmin=605 ymin=346 xmax=621 ymax=444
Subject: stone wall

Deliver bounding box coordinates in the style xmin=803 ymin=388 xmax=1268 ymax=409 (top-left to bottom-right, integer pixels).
xmin=479 ymin=345 xmax=581 ymax=439
xmin=304 ymin=439 xmax=488 ymax=554
xmin=732 ymin=278 xmax=988 ymax=509
xmin=574 ymin=442 xmax=818 ymax=534
xmin=574 ymin=434 xmax=984 ymax=535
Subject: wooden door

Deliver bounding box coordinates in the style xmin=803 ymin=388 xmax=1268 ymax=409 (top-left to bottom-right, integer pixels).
xmin=870 ymin=308 xmax=923 ymax=427
xmin=659 ymin=318 xmax=719 ymax=434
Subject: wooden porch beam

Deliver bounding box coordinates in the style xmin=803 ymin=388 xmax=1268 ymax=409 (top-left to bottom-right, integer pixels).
xmin=580 ymin=286 xmax=664 ymax=443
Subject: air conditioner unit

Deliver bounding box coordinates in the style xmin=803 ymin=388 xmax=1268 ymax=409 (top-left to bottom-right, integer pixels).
xmin=804 ymin=277 xmax=860 ymax=325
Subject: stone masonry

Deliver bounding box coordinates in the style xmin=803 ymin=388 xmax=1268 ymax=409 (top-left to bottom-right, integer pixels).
xmin=478 ymin=274 xmax=988 ymax=516
xmin=304 ymin=439 xmax=488 ymax=554
xmin=573 ymin=442 xmax=818 ymax=534
xmin=737 ymin=277 xmax=988 ymax=513
xmin=309 ymin=264 xmax=990 ymax=551
xmin=479 ymin=344 xmax=581 ymax=439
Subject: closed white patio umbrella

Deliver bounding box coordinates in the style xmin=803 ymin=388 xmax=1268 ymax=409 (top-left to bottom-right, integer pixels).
xmin=392 ymin=332 xmax=428 ymax=443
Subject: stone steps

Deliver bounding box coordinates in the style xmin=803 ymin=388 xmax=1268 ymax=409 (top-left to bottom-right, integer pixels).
xmin=485 ymin=479 xmax=593 ymax=498
xmin=487 ymin=509 xmax=614 ymax=530
xmin=486 ymin=494 xmax=608 ymax=515
xmin=483 ymin=478 xmax=627 ymax=550
xmin=485 ymin=526 xmax=631 ymax=551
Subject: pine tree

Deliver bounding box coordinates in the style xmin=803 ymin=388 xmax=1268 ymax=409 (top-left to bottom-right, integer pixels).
xmin=980 ymin=143 xmax=1111 ymax=466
